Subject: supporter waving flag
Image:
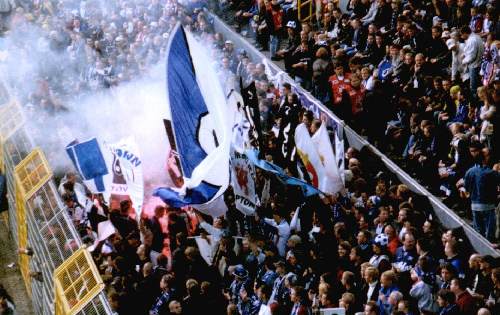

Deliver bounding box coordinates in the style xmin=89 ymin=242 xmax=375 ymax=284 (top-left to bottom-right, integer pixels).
xmin=153 ymin=24 xmax=232 ymax=213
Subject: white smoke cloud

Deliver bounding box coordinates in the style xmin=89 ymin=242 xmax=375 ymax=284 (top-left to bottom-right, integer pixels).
xmin=0 ymin=2 xmax=230 ymax=215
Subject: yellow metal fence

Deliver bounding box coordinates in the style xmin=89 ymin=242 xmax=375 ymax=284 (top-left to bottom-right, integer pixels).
xmin=298 ymin=0 xmax=313 ymax=22
xmin=0 ymin=94 xmax=112 ymax=314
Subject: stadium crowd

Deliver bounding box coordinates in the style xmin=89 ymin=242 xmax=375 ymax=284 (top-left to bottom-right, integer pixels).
xmin=217 ymin=0 xmax=500 ymax=240
xmin=0 ymin=1 xmax=500 ymax=315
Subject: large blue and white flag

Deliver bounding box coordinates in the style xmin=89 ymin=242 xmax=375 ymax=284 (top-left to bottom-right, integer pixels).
xmin=154 ymin=24 xmax=232 ymax=212
xmin=66 ymin=138 xmax=111 ymax=196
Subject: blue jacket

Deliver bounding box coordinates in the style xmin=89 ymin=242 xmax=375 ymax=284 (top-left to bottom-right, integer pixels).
xmin=451 ymin=102 xmax=469 ymax=123
xmin=464 ymin=165 xmax=499 ymax=211
xmin=394 ymin=246 xmax=418 ymax=271
xmin=238 ymin=294 xmax=261 ymax=315
xmin=377 ymin=286 xmax=399 ymax=315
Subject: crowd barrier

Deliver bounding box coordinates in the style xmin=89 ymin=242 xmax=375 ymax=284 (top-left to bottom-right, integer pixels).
xmin=209 ymin=13 xmax=500 ymax=257
xmin=0 ymin=87 xmax=112 ymax=314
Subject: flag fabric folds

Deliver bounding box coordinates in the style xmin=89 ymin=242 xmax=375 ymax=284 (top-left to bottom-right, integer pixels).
xmin=109 ymin=138 xmax=144 ymax=219
xmin=245 ymin=149 xmax=322 ymax=197
xmin=231 ymin=149 xmax=259 ymax=215
xmin=311 ymin=123 xmax=344 ymax=194
xmin=66 ymin=138 xmax=110 ymax=194
xmin=154 ymin=24 xmax=231 ymax=212
xmin=334 ymin=128 xmax=346 ymax=185
xmin=294 ymin=123 xmax=327 ymax=190
xmin=240 ymin=81 xmax=263 ymax=151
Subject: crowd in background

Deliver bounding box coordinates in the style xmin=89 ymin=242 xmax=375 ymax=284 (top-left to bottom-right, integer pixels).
xmin=218 ymin=0 xmax=500 ymax=241
xmin=1 ymin=1 xmax=500 ymax=315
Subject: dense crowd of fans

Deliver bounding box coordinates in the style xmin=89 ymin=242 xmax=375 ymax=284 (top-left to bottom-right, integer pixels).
xmin=1 ymin=1 xmax=500 ymax=315
xmin=218 ymin=0 xmax=500 ymax=241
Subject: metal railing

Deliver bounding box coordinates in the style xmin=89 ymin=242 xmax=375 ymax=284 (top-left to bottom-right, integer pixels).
xmin=0 ymin=85 xmax=113 ymax=315
xmin=298 ymin=0 xmax=313 ymax=22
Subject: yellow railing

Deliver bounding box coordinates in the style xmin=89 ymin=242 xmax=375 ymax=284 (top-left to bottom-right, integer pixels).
xmin=0 ymin=90 xmax=112 ymax=314
xmin=54 ymin=247 xmax=105 ymax=315
xmin=13 ymin=148 xmax=53 ymax=296
xmin=298 ymin=0 xmax=313 ymax=22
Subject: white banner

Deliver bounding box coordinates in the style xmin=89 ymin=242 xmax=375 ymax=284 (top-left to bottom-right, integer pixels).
xmin=194 ymin=235 xmax=216 ymax=265
xmin=109 ymin=138 xmax=144 ymax=218
xmin=194 ymin=194 xmax=228 ymax=217
xmin=294 ymin=123 xmax=327 ymax=191
xmin=334 ymin=129 xmax=345 ymax=185
xmin=231 ymin=149 xmax=259 ymax=215
xmin=311 ymin=123 xmax=344 ymax=194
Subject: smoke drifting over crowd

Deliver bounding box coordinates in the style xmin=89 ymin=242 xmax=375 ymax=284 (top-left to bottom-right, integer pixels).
xmin=0 ymin=0 xmax=225 ymax=209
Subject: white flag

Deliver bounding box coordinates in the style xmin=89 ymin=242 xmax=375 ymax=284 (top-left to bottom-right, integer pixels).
xmin=294 ymin=123 xmax=327 ymax=191
xmin=109 ymin=138 xmax=144 ymax=218
xmin=230 ymin=149 xmax=259 ymax=215
xmin=311 ymin=123 xmax=344 ymax=194
xmin=334 ymin=129 xmax=345 ymax=185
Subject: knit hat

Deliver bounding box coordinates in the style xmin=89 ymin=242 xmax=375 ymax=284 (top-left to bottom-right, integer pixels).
xmin=374 ymin=233 xmax=389 ymax=247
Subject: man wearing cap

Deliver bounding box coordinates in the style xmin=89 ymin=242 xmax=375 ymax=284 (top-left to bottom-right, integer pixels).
xmin=269 ymin=260 xmax=287 ymax=304
xmin=223 ymin=40 xmax=238 ymax=72
xmin=229 ymin=265 xmax=250 ymax=305
xmin=276 ymin=21 xmax=299 ymax=69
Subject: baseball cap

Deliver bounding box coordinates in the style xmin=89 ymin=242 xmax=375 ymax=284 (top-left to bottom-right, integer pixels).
xmin=286 ymin=21 xmax=297 ymax=29
xmin=232 ymin=265 xmax=248 ymax=278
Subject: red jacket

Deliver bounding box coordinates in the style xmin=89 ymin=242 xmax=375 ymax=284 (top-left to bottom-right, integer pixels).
xmin=348 ymin=86 xmax=365 ymax=115
xmin=329 ymin=73 xmax=351 ymax=105
xmin=455 ymin=291 xmax=475 ymax=315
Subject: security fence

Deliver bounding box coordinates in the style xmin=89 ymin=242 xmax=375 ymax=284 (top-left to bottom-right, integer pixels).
xmin=0 ymin=91 xmax=112 ymax=314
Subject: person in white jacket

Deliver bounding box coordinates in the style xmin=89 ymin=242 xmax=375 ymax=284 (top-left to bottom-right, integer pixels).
xmin=259 ymin=211 xmax=291 ymax=257
xmin=447 ymin=32 xmax=467 ymax=82
xmin=460 ymin=26 xmax=485 ymax=98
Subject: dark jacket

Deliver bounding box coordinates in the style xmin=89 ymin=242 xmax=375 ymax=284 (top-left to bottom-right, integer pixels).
xmin=344 ymin=27 xmax=366 ymax=51
xmin=464 ymin=165 xmax=499 ymax=210
xmin=361 ymin=281 xmax=381 ymax=305
xmin=439 ymin=303 xmax=461 ymax=315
